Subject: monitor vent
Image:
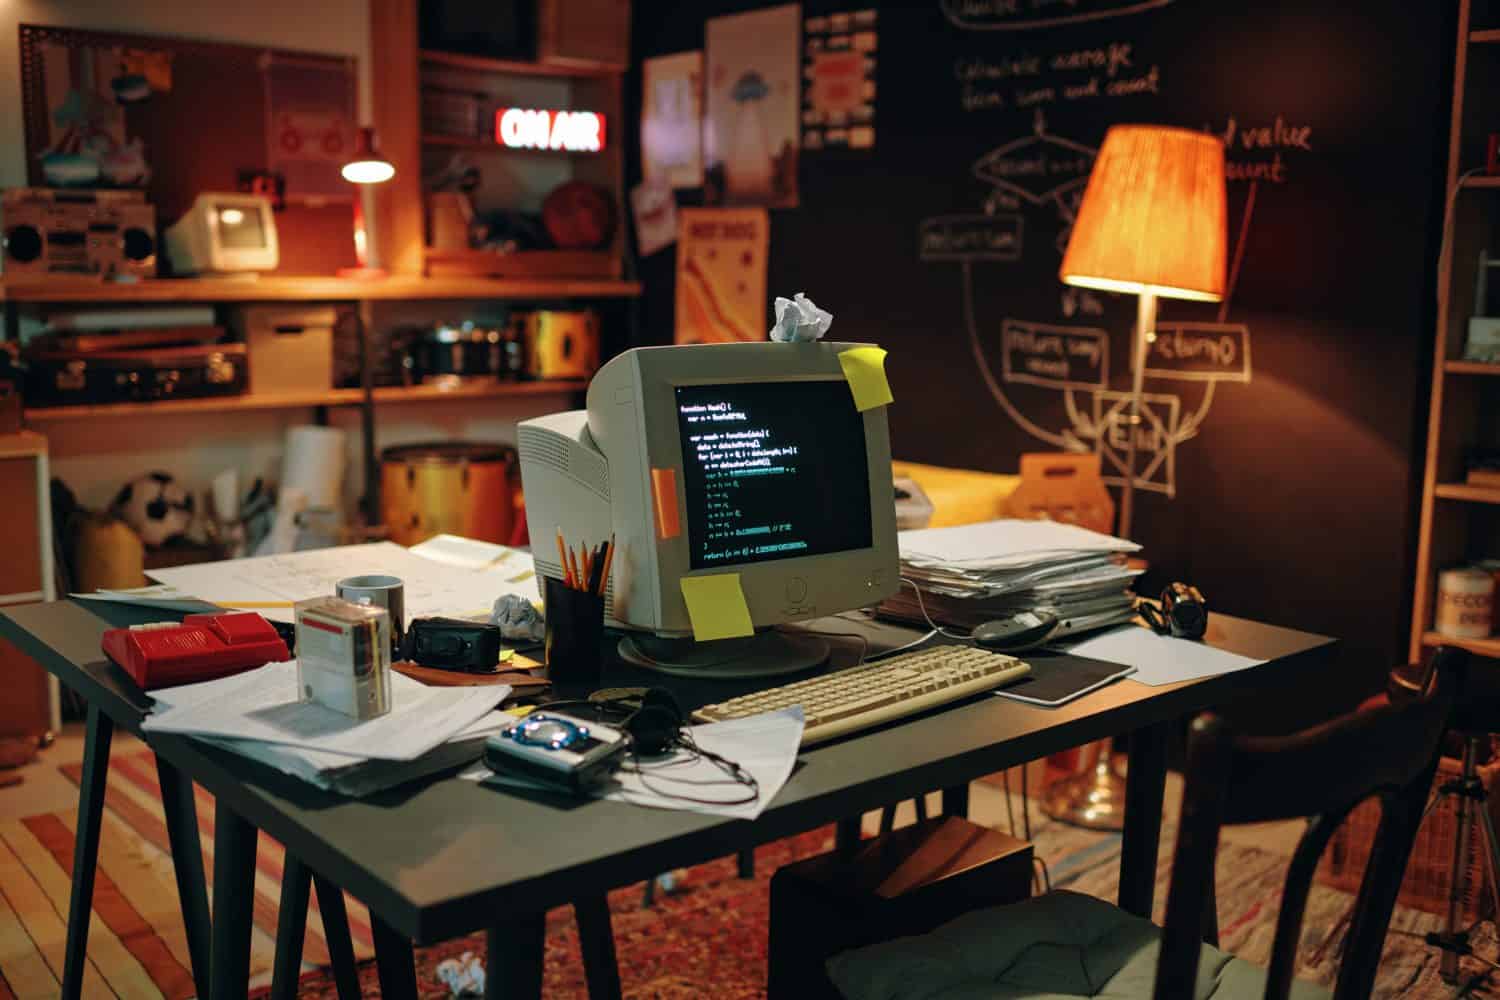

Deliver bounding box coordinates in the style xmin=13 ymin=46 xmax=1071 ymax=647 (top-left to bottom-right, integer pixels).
xmin=518 ymin=425 xmax=610 ymax=500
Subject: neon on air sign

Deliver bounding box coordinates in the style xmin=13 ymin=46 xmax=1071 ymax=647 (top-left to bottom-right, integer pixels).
xmin=495 ymin=108 xmax=606 ymax=153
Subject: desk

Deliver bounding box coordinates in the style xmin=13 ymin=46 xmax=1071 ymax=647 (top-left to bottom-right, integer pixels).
xmin=1 ymin=600 xmax=1335 ymax=999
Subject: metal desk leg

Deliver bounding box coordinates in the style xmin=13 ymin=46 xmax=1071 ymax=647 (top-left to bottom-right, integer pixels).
xmin=486 ymin=911 xmax=545 ymax=1000
xmin=942 ymin=784 xmax=970 ymax=819
xmin=372 ymin=915 xmax=418 ymax=1000
xmin=209 ymin=803 xmax=258 ymax=1000
xmin=156 ymin=756 xmax=211 ymax=999
xmin=314 ymin=875 xmax=363 ymax=999
xmin=575 ymin=895 xmax=622 ymax=1000
xmin=835 ymin=817 xmax=862 ymax=853
xmin=62 ymin=704 xmax=113 ymax=1000
xmin=270 ymin=856 xmax=311 ymax=1000
xmin=1119 ymin=721 xmax=1170 ymax=918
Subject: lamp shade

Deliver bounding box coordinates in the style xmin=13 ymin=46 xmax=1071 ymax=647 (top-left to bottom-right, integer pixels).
xmin=341 ymin=126 xmax=395 ymax=185
xmin=1060 ymin=125 xmax=1227 ymax=302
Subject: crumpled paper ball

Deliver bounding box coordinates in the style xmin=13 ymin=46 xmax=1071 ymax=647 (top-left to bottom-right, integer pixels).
xmin=491 ymin=594 xmax=545 ymax=642
xmin=769 ymin=292 xmax=833 ymax=343
xmin=436 ymin=951 xmax=486 ymax=996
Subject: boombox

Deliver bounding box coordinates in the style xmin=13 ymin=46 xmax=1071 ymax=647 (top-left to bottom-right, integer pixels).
xmin=2 ymin=188 xmax=157 ymax=278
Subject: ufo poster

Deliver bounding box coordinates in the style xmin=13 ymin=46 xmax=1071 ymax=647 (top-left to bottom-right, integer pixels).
xmin=704 ymin=5 xmax=800 ymax=209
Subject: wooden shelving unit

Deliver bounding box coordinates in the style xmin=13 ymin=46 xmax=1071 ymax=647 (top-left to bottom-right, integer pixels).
xmin=1410 ymin=0 xmax=1500 ymax=660
xmin=1433 ymin=483 xmax=1500 ymax=504
xmin=0 ymin=275 xmax=639 ymax=304
xmin=418 ymin=49 xmax=619 ymax=79
xmin=20 ymin=380 xmax=587 ymax=423
xmin=1443 ymin=359 xmax=1500 ymax=375
xmin=1422 ymin=630 xmax=1500 ymax=658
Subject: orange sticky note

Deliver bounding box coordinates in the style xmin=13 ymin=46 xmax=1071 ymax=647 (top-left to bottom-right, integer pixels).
xmin=680 ymin=573 xmax=754 ymax=642
xmin=838 ymin=346 xmax=894 ymax=411
xmin=652 ymin=467 xmax=682 ymax=540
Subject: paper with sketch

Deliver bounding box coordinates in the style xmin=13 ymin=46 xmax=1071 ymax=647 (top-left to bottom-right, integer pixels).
xmin=407 ymin=535 xmax=540 ymax=602
xmin=466 ymin=708 xmax=804 ymax=821
xmin=148 ymin=540 xmax=539 ymax=623
xmin=900 ymin=520 xmax=1140 ymax=568
xmin=143 ymin=661 xmax=509 ymax=761
xmin=1060 ymin=625 xmax=1263 ymax=686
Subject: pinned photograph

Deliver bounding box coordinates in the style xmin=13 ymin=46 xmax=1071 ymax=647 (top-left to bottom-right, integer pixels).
xmin=704 ymin=5 xmax=801 ymax=208
xmin=642 ymin=51 xmax=703 ymax=189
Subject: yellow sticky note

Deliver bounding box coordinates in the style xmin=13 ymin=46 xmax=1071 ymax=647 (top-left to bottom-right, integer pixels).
xmin=680 ymin=574 xmax=754 ymax=642
xmin=838 ymin=346 xmax=894 ymax=412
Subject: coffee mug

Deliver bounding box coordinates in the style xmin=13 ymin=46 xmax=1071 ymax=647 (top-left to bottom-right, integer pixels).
xmin=336 ymin=575 xmax=406 ymax=645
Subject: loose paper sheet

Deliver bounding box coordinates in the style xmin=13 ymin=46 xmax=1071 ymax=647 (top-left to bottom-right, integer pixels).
xmin=1060 ymin=625 xmax=1263 ymax=687
xmin=143 ymin=661 xmax=509 ymax=761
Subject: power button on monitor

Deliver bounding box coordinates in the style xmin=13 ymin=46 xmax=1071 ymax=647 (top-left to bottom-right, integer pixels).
xmin=786 ymin=577 xmax=808 ymax=603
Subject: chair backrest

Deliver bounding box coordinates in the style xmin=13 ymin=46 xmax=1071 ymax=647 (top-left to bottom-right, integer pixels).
xmin=1152 ymin=646 xmax=1467 ymax=1000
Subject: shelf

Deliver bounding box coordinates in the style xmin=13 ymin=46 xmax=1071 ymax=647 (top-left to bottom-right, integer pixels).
xmin=22 ymin=380 xmax=586 ymax=422
xmin=419 ymin=49 xmax=622 ymax=79
xmin=1472 ymin=28 xmax=1500 ymax=43
xmin=1422 ymin=631 xmax=1500 ymax=658
xmin=370 ymin=380 xmax=586 ymax=405
xmin=1434 ymin=483 xmax=1500 ymax=504
xmin=0 ymin=275 xmax=641 ymax=304
xmin=1444 ymin=360 xmax=1500 ymax=376
xmin=1460 ymin=175 xmax=1500 ymax=190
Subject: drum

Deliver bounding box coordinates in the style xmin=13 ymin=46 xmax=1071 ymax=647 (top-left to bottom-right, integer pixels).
xmin=380 ymin=442 xmax=517 ymax=546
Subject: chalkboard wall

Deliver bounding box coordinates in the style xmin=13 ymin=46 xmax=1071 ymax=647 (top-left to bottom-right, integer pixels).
xmin=629 ymin=1 xmax=1453 ymax=705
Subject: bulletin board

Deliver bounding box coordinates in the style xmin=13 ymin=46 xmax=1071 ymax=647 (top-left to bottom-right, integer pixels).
xmin=18 ymin=23 xmax=361 ymax=273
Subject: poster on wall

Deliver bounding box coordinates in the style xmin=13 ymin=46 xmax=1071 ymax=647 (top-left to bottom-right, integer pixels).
xmin=675 ymin=207 xmax=769 ymax=344
xmin=631 ymin=180 xmax=679 ymax=256
xmin=704 ymin=5 xmax=801 ymax=208
xmin=642 ymin=51 xmax=703 ymax=189
xmin=262 ymin=54 xmax=358 ymax=200
xmin=32 ymin=39 xmax=162 ymax=187
xmin=802 ymin=10 xmax=877 ymax=150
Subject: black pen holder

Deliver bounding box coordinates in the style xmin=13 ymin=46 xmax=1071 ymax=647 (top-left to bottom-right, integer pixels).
xmin=544 ymin=575 xmax=606 ymax=695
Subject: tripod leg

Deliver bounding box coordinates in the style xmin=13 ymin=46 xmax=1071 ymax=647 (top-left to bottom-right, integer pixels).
xmin=1442 ymin=737 xmax=1482 ymax=984
xmin=1474 ymin=791 xmax=1500 ymax=931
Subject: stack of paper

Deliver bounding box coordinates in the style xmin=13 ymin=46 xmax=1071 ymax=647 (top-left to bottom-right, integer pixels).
xmin=144 ymin=663 xmax=510 ymax=796
xmin=878 ymin=520 xmax=1142 ymax=634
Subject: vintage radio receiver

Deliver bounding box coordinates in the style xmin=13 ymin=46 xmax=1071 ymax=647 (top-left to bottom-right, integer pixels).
xmin=1 ymin=188 xmax=157 ymax=277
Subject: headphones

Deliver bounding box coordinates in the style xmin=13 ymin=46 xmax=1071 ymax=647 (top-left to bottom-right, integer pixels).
xmin=538 ymin=687 xmax=760 ymax=804
xmin=542 ymin=687 xmax=687 ymax=756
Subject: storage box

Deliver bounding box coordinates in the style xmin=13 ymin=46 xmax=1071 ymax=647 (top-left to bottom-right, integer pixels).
xmin=1318 ymin=752 xmax=1500 ymax=921
xmin=234 ymin=305 xmax=336 ymax=395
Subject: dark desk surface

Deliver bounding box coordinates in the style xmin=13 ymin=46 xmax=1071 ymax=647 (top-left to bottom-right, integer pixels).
xmin=1 ymin=599 xmax=1335 ymax=944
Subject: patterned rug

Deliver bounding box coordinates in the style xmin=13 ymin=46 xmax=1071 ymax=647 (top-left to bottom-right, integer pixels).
xmin=2 ymin=753 xmax=1496 ymax=997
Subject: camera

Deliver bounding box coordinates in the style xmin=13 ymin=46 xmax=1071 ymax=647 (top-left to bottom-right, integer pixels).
xmin=482 ymin=712 xmax=629 ymax=793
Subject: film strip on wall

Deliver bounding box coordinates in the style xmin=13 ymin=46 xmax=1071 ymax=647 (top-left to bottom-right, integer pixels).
xmin=801 ymin=9 xmax=877 ymax=151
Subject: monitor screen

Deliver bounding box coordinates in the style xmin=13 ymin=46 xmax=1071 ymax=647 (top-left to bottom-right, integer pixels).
xmin=675 ymin=379 xmax=873 ymax=570
xmin=215 ymin=203 xmax=267 ymax=249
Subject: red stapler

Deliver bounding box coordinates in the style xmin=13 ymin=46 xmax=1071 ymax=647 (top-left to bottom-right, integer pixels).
xmin=102 ymin=612 xmax=289 ymax=690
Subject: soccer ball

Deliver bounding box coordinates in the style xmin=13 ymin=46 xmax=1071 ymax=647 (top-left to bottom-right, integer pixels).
xmin=113 ymin=472 xmax=194 ymax=548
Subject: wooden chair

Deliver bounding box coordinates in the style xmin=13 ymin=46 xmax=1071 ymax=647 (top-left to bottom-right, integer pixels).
xmin=826 ymin=647 xmax=1467 ymax=1000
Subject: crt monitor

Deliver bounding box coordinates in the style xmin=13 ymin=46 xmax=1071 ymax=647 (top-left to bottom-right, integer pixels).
xmin=517 ymin=341 xmax=899 ymax=677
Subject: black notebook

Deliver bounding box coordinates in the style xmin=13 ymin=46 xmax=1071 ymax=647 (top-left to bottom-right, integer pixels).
xmin=993 ymin=650 xmax=1136 ymax=707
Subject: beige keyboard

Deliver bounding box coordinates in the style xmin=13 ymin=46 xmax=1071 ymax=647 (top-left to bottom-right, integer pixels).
xmin=693 ymin=646 xmax=1031 ymax=746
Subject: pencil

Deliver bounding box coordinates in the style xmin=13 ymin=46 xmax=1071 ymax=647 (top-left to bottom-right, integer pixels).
xmin=214 ymin=601 xmax=294 ymax=609
xmin=557 ymin=528 xmax=575 ymax=588
xmin=598 ymin=534 xmax=615 ymax=597
xmin=581 ymin=543 xmax=594 ymax=587
xmin=567 ymin=545 xmax=583 ymax=592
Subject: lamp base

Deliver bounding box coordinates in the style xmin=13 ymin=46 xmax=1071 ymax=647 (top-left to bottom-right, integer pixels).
xmin=1041 ymin=743 xmax=1128 ymax=831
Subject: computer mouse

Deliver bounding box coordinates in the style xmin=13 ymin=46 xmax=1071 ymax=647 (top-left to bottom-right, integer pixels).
xmin=972 ymin=611 xmax=1061 ymax=653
